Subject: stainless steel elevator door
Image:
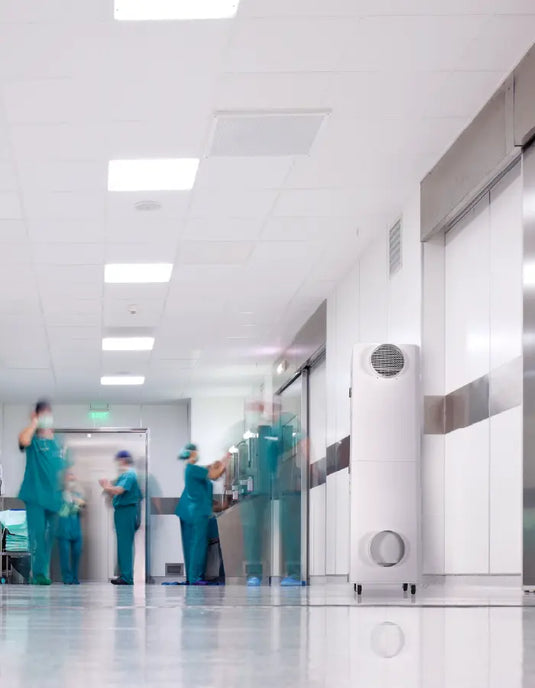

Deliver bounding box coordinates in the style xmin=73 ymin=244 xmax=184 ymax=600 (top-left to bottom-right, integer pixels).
xmin=52 ymin=431 xmax=147 ymax=583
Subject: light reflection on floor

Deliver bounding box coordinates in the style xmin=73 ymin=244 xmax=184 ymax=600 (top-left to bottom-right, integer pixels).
xmin=0 ymin=584 xmax=532 ymax=687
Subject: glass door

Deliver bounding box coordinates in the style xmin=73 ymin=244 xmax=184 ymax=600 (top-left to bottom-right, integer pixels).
xmin=275 ymin=374 xmax=307 ymax=585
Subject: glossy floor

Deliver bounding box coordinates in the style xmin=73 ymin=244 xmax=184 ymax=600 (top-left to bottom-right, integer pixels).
xmin=1 ymin=583 xmax=534 ymax=687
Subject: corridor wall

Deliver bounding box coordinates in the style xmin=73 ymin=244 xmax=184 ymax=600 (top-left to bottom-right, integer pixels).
xmin=324 ymin=163 xmax=523 ymax=579
xmin=324 ymin=189 xmax=421 ymax=577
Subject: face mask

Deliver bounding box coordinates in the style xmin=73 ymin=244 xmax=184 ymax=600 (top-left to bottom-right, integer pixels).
xmin=67 ymin=480 xmax=76 ymax=490
xmin=37 ymin=414 xmax=54 ymax=429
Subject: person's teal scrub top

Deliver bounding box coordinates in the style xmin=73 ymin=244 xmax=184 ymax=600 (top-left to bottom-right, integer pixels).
xmin=18 ymin=435 xmax=64 ymax=513
xmin=112 ymin=470 xmax=142 ymax=509
xmin=176 ymin=463 xmax=213 ymax=523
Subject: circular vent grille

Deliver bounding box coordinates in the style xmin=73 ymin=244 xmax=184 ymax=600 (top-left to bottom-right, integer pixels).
xmin=370 ymin=344 xmax=405 ymax=378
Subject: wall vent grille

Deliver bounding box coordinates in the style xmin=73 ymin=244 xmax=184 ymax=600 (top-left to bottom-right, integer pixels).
xmin=165 ymin=563 xmax=184 ymax=576
xmin=389 ymin=220 xmax=402 ymax=276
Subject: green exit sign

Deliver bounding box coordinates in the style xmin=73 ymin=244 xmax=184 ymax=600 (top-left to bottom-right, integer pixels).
xmin=89 ymin=410 xmax=110 ymax=420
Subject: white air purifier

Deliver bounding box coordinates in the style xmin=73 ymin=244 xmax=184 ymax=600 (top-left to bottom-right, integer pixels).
xmin=350 ymin=343 xmax=421 ymax=596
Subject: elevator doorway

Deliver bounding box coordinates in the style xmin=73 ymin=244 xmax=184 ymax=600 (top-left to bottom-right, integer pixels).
xmin=51 ymin=430 xmax=148 ymax=584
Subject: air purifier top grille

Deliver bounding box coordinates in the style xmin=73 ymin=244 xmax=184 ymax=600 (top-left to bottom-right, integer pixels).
xmin=370 ymin=344 xmax=405 ymax=377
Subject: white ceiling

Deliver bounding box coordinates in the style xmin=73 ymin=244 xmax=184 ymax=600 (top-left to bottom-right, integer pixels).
xmin=0 ymin=0 xmax=533 ymax=402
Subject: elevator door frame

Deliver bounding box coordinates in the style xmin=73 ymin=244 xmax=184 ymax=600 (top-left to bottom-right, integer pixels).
xmin=56 ymin=427 xmax=149 ymax=583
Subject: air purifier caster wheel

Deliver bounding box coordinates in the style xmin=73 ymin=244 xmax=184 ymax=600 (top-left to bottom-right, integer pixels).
xmin=410 ymin=584 xmax=416 ymax=596
xmin=402 ymin=583 xmax=408 ymax=593
xmin=354 ymin=584 xmax=362 ymax=595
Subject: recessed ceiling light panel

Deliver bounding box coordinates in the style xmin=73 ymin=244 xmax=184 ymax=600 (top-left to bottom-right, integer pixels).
xmin=101 ymin=375 xmax=145 ymax=386
xmin=102 ymin=337 xmax=155 ymax=351
xmin=105 ymin=263 xmax=173 ymax=284
xmin=108 ymin=158 xmax=199 ymax=191
xmin=114 ymin=0 xmax=240 ymax=21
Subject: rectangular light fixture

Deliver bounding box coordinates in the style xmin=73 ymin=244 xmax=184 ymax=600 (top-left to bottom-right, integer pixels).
xmin=101 ymin=375 xmax=145 ymax=386
xmin=114 ymin=0 xmax=240 ymax=21
xmin=108 ymin=158 xmax=199 ymax=191
xmin=105 ymin=263 xmax=173 ymax=284
xmin=102 ymin=337 xmax=155 ymax=351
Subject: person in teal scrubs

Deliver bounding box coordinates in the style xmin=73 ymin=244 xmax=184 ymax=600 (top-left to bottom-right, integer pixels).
xmin=99 ymin=451 xmax=142 ymax=586
xmin=176 ymin=444 xmax=229 ymax=585
xmin=57 ymin=470 xmax=85 ymax=585
xmin=18 ymin=400 xmax=64 ymax=585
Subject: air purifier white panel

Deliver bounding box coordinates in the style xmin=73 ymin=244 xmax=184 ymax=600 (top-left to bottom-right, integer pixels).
xmin=352 ymin=344 xmax=419 ymax=462
xmin=350 ymin=343 xmax=421 ymax=592
xmin=350 ymin=461 xmax=419 ymax=584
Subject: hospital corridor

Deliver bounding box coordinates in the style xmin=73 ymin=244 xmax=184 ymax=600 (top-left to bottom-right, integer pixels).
xmin=2 ymin=1 xmax=535 ymax=686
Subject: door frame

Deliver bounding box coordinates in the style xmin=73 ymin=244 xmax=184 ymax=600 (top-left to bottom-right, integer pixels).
xmin=55 ymin=427 xmax=149 ymax=583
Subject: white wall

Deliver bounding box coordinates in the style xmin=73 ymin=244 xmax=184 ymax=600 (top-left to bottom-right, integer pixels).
xmin=323 ymin=162 xmax=522 ymax=579
xmin=443 ymin=164 xmax=522 ymax=575
xmin=190 ymin=396 xmax=245 ymax=464
xmin=309 ymin=360 xmax=327 ymax=576
xmin=324 ymin=188 xmax=421 ymax=576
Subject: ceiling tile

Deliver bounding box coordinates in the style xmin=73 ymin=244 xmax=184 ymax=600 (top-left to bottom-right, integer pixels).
xmin=458 ymin=15 xmax=535 ymax=71
xmin=104 ymin=284 xmax=169 ymax=301
xmin=346 ymin=0 xmax=535 ymax=14
xmin=189 ymin=189 xmax=278 ymax=218
xmin=103 ymin=74 xmax=216 ymax=122
xmin=0 ymin=0 xmax=111 ymax=23
xmin=272 ymin=189 xmax=359 ymax=217
xmin=340 ymin=15 xmax=487 ymax=71
xmin=195 ymin=157 xmax=292 ymax=189
xmin=28 ymin=219 xmax=106 ymax=243
xmin=248 ymin=240 xmax=323 ymax=264
xmin=0 ymin=161 xmax=17 ymax=190
xmin=107 ymin=192 xmax=191 ymax=223
xmin=104 ymin=298 xmax=164 ymax=328
xmin=32 ymin=243 xmax=104 ymax=265
xmin=3 ymin=79 xmax=107 ymax=124
xmin=36 ymin=264 xmax=102 ymax=284
xmin=216 ymin=72 xmax=332 ymax=111
xmin=105 ymin=242 xmax=177 ymax=263
xmin=240 ymin=0 xmax=360 ymax=16
xmin=10 ymin=123 xmax=105 ymax=160
xmin=18 ymin=161 xmax=105 ymax=193
xmin=261 ymin=217 xmax=357 ymax=242
xmin=183 ymin=217 xmax=263 ymax=241
xmin=23 ymin=190 xmax=106 ymax=221
xmin=102 ymin=351 xmax=152 ymax=372
xmin=179 ymin=240 xmax=254 ymax=265
xmin=42 ymin=299 xmax=102 ymax=327
xmin=0 ymin=243 xmax=32 ymax=265
xmin=224 ymin=18 xmax=354 ymax=72
xmin=0 ymin=220 xmax=26 ymax=243
xmin=0 ymin=192 xmax=23 ymax=219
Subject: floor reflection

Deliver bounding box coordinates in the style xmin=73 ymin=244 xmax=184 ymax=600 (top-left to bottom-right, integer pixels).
xmin=0 ymin=585 xmax=532 ymax=687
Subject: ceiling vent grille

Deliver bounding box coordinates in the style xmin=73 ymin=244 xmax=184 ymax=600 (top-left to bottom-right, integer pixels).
xmin=389 ymin=220 xmax=402 ymax=277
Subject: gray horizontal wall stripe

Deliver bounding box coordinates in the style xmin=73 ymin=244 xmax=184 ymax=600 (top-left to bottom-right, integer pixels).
xmin=424 ymin=356 xmax=522 ymax=435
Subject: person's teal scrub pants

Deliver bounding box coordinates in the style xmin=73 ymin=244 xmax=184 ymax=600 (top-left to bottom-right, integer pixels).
xmin=180 ymin=517 xmax=209 ymax=583
xmin=25 ymin=503 xmax=58 ymax=580
xmin=242 ymin=494 xmax=270 ymax=578
xmin=114 ymin=504 xmax=137 ymax=584
xmin=57 ymin=514 xmax=82 ymax=584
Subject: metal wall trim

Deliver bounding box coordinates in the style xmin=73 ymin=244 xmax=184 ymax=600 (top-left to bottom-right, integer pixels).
xmin=423 ymin=356 xmax=522 ymax=435
xmin=273 ymin=301 xmax=326 ymax=392
xmin=422 ymin=41 xmax=535 ymax=240
xmin=523 ymin=143 xmax=535 ymax=588
xmin=300 ymin=368 xmax=310 ymax=583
